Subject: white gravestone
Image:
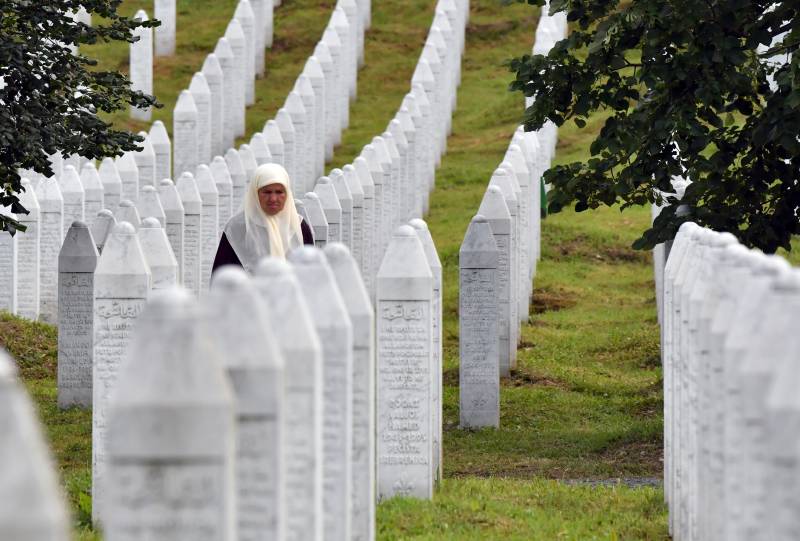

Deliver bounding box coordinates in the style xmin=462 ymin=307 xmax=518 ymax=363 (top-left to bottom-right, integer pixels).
xmin=379 ymin=133 xmax=401 ymax=230
xmin=324 ymin=243 xmax=376 ymax=541
xmin=361 ymin=143 xmax=388 ymax=263
xmin=330 ymin=169 xmax=353 ymax=248
xmin=99 ymin=158 xmax=122 ymax=210
xmin=225 ymin=20 xmax=247 ymax=138
xmin=214 ymin=38 xmax=237 ymax=150
xmin=296 ymin=76 xmax=318 ymax=180
xmin=59 ymin=165 xmax=85 ymax=230
xmin=57 ymin=221 xmax=98 ymax=409
xmin=224 ymin=149 xmax=247 ymax=214
xmin=154 ymin=0 xmax=176 ymax=56
xmin=115 ymin=152 xmax=139 ymax=203
xmin=134 ymin=132 xmax=156 ymax=188
xmin=288 ymin=247 xmax=354 ymax=541
xmin=114 ymin=200 xmax=141 ymax=230
xmin=314 ymin=178 xmax=342 ymax=243
xmin=158 ymin=179 xmax=185 ymax=283
xmin=35 ymin=178 xmax=64 ymax=323
xmin=0 ymin=349 xmax=70 ymax=541
xmin=376 ymin=226 xmax=434 ymax=500
xmin=254 ymin=258 xmax=323 ymax=541
xmin=130 ymin=10 xmax=153 ymax=121
xmin=343 ymin=166 xmax=364 ymax=270
xmin=176 ymin=173 xmax=203 ymax=296
xmin=330 ymin=9 xmax=353 ymax=119
xmin=489 ymin=168 xmax=520 ymax=368
xmin=90 ymin=210 xmax=116 ymax=255
xmin=208 ymin=267 xmax=285 ymax=541
xmin=0 ymin=211 xmax=17 ymax=314
xmin=149 ymin=121 xmax=171 ymax=185
xmin=304 ymin=58 xmax=326 ymax=178
xmin=285 ymin=92 xmax=308 ymax=194
xmin=195 ymin=165 xmax=219 ymax=293
xmin=263 ymin=0 xmax=274 ymax=47
xmin=313 ymin=42 xmax=336 ymax=159
xmin=79 ymin=162 xmax=105 ymax=227
xmin=250 ymin=132 xmax=273 ymax=166
xmin=189 ymin=72 xmax=212 ymax=166
xmin=303 ymin=192 xmax=329 ymax=248
xmin=276 ymin=109 xmax=296 ymax=185
xmin=459 ymin=215 xmax=500 ymax=428
xmin=234 ymin=0 xmax=257 ymax=106
xmin=409 ymin=218 xmax=443 ymax=482
xmin=16 ymin=180 xmax=40 ymax=319
xmin=173 ymin=90 xmax=199 ymax=178
xmin=136 ymin=185 xmax=165 ymax=226
xmin=478 ymin=186 xmax=513 ymax=377
xmin=263 ymin=119 xmax=285 ymax=166
xmin=237 ymin=145 xmax=258 ymax=195
xmin=202 ymin=54 xmax=225 ymax=157
xmin=92 ymin=222 xmax=151 ymax=522
xmin=210 ymin=157 xmax=233 ymax=229
xmin=138 ymin=218 xmax=178 ymax=290
xmin=353 ymin=158 xmax=375 ymax=293
xmin=104 ymin=288 xmax=235 ymax=540
xmin=250 ymin=0 xmax=266 ymax=76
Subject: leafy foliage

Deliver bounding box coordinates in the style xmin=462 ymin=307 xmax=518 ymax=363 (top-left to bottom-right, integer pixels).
xmin=508 ymin=0 xmax=800 ymax=252
xmin=0 ymin=0 xmax=159 ymax=233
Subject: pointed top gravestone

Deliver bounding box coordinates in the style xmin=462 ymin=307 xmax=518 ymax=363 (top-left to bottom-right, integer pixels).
xmin=189 ymin=72 xmax=212 ymax=165
xmin=154 ymin=0 xmax=176 ymax=57
xmin=138 ymin=218 xmax=178 ymax=290
xmin=115 ymin=151 xmax=139 ymax=202
xmin=202 ymin=53 xmax=225 ymax=156
xmin=288 ymin=247 xmax=354 ymax=541
xmin=104 ymin=287 xmax=235 ymax=539
xmin=207 ymin=265 xmax=285 ymax=540
xmin=134 ymin=132 xmax=157 ymax=189
xmin=376 ymin=225 xmax=434 ymax=501
xmin=0 ymin=349 xmax=70 ymax=541
xmin=16 ymin=179 xmax=40 ymax=320
xmin=209 ymin=157 xmax=233 ymax=228
xmin=98 ymin=157 xmax=122 ymax=210
xmin=276 ymin=109 xmax=296 ymax=182
xmin=303 ymin=192 xmax=329 ymax=248
xmin=60 ymin=164 xmax=85 ymax=227
xmin=459 ymin=215 xmax=500 ymax=429
xmin=213 ymin=37 xmax=237 ymax=148
xmin=224 ymin=149 xmax=247 ymax=213
xmin=314 ymin=177 xmax=342 ymax=243
xmin=91 ymin=210 xmax=116 ymax=254
xmin=35 ymin=177 xmax=64 ymax=323
xmin=250 ymin=132 xmax=273 ymax=166
xmin=324 ymin=243 xmax=376 ymax=541
xmin=225 ymin=19 xmax=247 ymax=137
xmin=238 ymin=145 xmax=258 ymax=189
xmin=130 ymin=10 xmax=153 ymax=121
xmin=174 ymin=90 xmax=199 ymax=178
xmin=176 ymin=172 xmax=203 ymax=295
xmin=263 ymin=119 xmax=285 ymax=165
xmin=330 ymin=168 xmax=353 ymax=248
xmin=115 ymin=200 xmax=141 ymax=230
xmin=79 ymin=162 xmax=105 ymax=226
xmin=234 ymin=0 xmax=257 ymax=107
xmin=253 ymin=257 xmax=324 ymax=541
xmin=136 ymin=185 xmax=166 ymax=227
xmin=57 ymin=221 xmax=98 ymax=409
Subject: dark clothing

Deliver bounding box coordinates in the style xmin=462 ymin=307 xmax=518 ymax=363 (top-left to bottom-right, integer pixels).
xmin=212 ymin=219 xmax=314 ymax=274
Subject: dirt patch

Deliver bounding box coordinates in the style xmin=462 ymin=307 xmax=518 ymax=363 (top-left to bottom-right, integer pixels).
xmin=560 ymin=477 xmax=662 ymax=488
xmin=530 ymin=287 xmax=577 ymax=314
xmin=598 ymin=440 xmax=664 ymax=475
xmin=600 ymin=247 xmax=651 ymax=264
xmin=466 ymin=20 xmax=519 ymax=40
xmin=550 ymin=235 xmax=650 ymax=265
xmin=443 ymin=367 xmax=459 ymax=387
xmin=504 ymin=370 xmax=568 ymax=389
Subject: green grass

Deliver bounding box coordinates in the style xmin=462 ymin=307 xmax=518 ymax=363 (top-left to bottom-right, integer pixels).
xmin=0 ymin=0 xmax=685 ymax=538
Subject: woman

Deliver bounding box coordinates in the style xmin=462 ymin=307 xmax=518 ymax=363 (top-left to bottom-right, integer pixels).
xmin=212 ymin=163 xmax=313 ymax=274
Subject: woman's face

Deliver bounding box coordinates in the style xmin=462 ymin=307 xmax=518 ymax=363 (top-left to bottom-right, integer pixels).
xmin=258 ymin=183 xmax=287 ymax=216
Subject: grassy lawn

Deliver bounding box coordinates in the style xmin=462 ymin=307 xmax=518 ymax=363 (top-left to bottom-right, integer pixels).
xmin=0 ymin=0 xmax=687 ymax=539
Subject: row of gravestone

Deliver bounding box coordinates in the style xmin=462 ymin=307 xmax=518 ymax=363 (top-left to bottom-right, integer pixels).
xmin=456 ymin=5 xmax=567 ymax=429
xmin=0 ymin=229 xmax=435 ymax=540
xmin=3 ymin=0 xmax=371 ymax=323
xmin=307 ymin=0 xmax=468 ymax=482
xmin=658 ymin=222 xmax=800 ymax=541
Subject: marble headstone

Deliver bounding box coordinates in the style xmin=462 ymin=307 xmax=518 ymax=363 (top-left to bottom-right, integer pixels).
xmin=158 ymin=179 xmax=185 ymax=283
xmin=35 ymin=178 xmax=64 ymax=323
xmin=376 ymin=226 xmax=434 ymax=500
xmin=189 ymin=72 xmax=213 ymax=166
xmin=104 ymin=288 xmax=234 ymax=539
xmin=134 ymin=132 xmax=157 ymax=188
xmin=90 ymin=210 xmax=116 ymax=255
xmin=176 ymin=173 xmax=203 ymax=296
xmin=224 ymin=149 xmax=247 ymax=213
xmin=138 ymin=218 xmax=178 ymax=290
xmin=59 ymin=165 xmax=85 ymax=230
xmin=92 ymin=221 xmax=151 ymax=521
xmin=79 ymin=162 xmax=105 ymax=227
xmin=459 ymin=215 xmax=500 ymax=428
xmin=154 ymin=0 xmax=176 ymax=56
xmin=149 ymin=121 xmax=172 ymax=184
xmin=115 ymin=152 xmax=139 ymax=203
xmin=173 ymin=90 xmax=199 ymax=178
xmin=208 ymin=267 xmax=285 ymax=541
xmin=136 ymin=185 xmax=166 ymax=227
xmin=254 ymin=258 xmax=323 ymax=541
xmin=98 ymin=158 xmax=122 ymax=210
xmin=114 ymin=200 xmax=141 ymax=230
xmin=195 ymin=165 xmax=219 ymax=293
xmin=314 ymin=178 xmax=342 ymax=243
xmin=16 ymin=180 xmax=40 ymax=320
xmin=57 ymin=221 xmax=98 ymax=409
xmin=303 ymin=192 xmax=329 ymax=248
xmin=210 ymin=157 xmax=233 ymax=229
xmin=288 ymin=247 xmax=354 ymax=541
xmin=325 ymin=244 xmax=376 ymax=541
xmin=202 ymin=54 xmax=225 ymax=156
xmin=130 ymin=10 xmax=153 ymax=121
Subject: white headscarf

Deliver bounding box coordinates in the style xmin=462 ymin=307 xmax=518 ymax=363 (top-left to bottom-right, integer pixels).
xmin=224 ymin=163 xmax=303 ymax=271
